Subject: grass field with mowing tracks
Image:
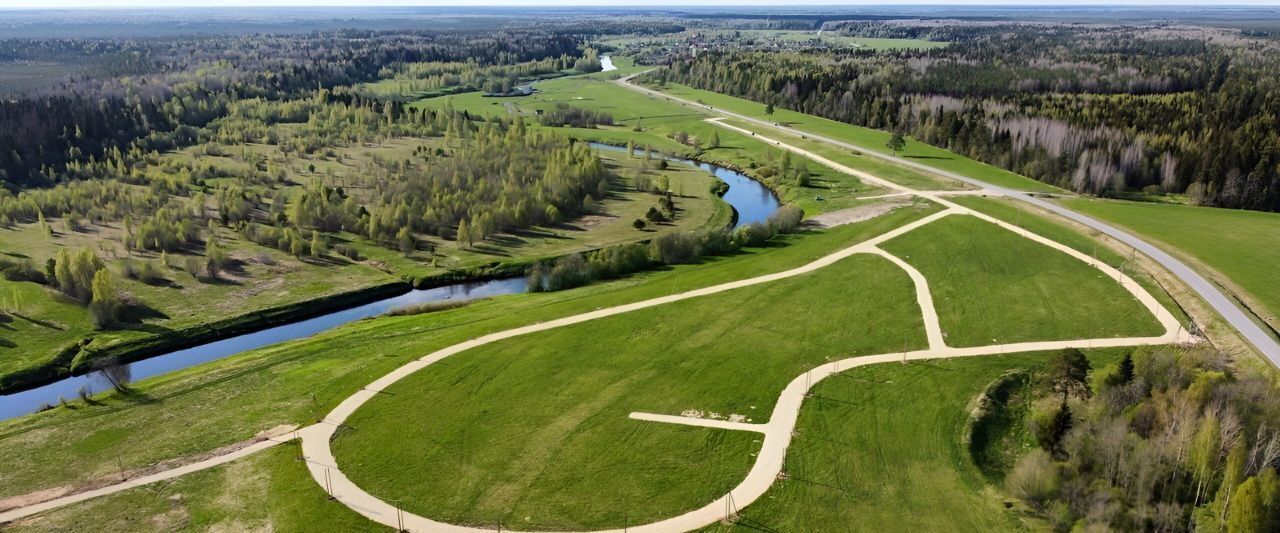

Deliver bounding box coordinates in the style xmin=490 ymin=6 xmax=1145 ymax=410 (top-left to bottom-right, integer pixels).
xmin=0 ymin=204 xmax=941 ymax=502
xmin=1059 ymin=198 xmax=1280 ymax=332
xmin=332 ymin=252 xmax=926 ymax=530
xmin=880 ymin=214 xmax=1164 ymax=347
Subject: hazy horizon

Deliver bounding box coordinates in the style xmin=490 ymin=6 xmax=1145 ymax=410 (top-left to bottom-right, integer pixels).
xmin=3 ymin=0 xmax=1279 ymax=9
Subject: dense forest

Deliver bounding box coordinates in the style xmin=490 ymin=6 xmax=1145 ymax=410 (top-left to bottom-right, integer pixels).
xmin=655 ymin=23 xmax=1280 ymax=211
xmin=0 ymin=29 xmax=582 ymax=190
xmin=991 ymin=347 xmax=1280 ymax=532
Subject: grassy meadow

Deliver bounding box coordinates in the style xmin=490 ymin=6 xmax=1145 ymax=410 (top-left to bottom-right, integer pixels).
xmin=699 ymin=349 xmax=1124 ymax=533
xmin=880 ymin=214 xmax=1164 ymax=346
xmin=1059 ymin=198 xmax=1280 ymax=331
xmin=334 ymin=252 xmax=926 ymax=530
xmin=948 ymin=196 xmax=1190 ymax=328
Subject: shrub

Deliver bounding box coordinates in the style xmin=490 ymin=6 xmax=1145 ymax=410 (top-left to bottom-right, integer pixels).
xmin=528 ymin=204 xmax=807 ymax=293
xmin=2 ymin=259 xmax=48 ymax=284
xmin=649 ymin=231 xmax=701 ymax=264
xmin=1005 ymin=450 xmax=1059 ymax=507
xmin=768 ymin=206 xmax=805 ymax=234
xmin=333 ymin=244 xmax=362 ymax=261
xmin=121 ymin=259 xmax=167 ymax=285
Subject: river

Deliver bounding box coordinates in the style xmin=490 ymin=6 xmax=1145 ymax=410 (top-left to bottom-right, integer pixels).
xmin=0 ymin=278 xmax=525 ymax=421
xmin=588 ymin=142 xmax=781 ymax=227
xmin=0 ymin=139 xmax=781 ymax=422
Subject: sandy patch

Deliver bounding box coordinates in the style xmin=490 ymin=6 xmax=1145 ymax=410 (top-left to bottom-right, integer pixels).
xmin=805 ymin=197 xmax=912 ymax=229
xmin=678 ymin=409 xmax=753 ymax=424
xmin=575 ymin=213 xmax=619 ymax=229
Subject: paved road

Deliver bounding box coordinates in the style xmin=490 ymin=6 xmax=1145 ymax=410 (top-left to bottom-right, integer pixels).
xmin=620 ymin=73 xmax=1280 ymax=367
xmin=1 ymin=73 xmax=1233 ymax=531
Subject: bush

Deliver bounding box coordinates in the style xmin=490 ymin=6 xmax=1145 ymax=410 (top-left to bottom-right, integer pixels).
xmin=768 ymin=206 xmax=805 ymax=233
xmin=1005 ymin=450 xmax=1059 ymax=507
xmin=121 ymin=259 xmax=167 ymax=285
xmin=333 ymin=244 xmax=362 ymax=261
xmin=2 ymin=259 xmax=48 ymax=284
xmin=649 ymin=231 xmax=701 ymax=264
xmin=528 ymin=204 xmax=807 ymax=293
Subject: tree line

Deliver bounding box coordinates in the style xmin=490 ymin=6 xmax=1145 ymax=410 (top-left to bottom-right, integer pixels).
xmin=0 ymin=29 xmax=584 ymax=191
xmin=656 ymin=24 xmax=1280 ymax=211
xmin=527 ymin=205 xmax=804 ymax=292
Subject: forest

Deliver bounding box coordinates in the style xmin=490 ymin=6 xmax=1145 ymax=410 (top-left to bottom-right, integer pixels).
xmin=990 ymin=346 xmax=1280 ymax=532
xmin=653 ymin=22 xmax=1280 ymax=211
xmin=0 ymin=29 xmax=582 ymax=190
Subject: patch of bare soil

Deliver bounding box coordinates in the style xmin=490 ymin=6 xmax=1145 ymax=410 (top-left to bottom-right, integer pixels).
xmin=576 ymin=213 xmax=618 ymax=229
xmin=805 ymin=197 xmax=912 ymax=228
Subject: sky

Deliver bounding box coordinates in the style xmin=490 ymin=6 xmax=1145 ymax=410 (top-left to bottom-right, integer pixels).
xmin=2 ymin=0 xmax=1278 ymax=7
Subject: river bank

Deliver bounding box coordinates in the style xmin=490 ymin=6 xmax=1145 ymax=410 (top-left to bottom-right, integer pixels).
xmin=0 ymin=144 xmax=781 ymax=420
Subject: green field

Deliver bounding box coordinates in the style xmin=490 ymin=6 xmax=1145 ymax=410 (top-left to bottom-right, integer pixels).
xmin=6 ymin=349 xmax=1128 ymax=533
xmin=880 ymin=214 xmax=1164 ymax=346
xmin=0 ymin=203 xmax=941 ymax=502
xmin=650 ymin=82 xmax=1064 ymax=194
xmin=0 ymin=220 xmax=396 ymax=382
xmin=332 ymin=253 xmax=926 ymax=530
xmin=697 ymin=351 xmax=1130 ymax=532
xmin=3 ymin=445 xmax=375 ymax=532
xmin=947 ymin=196 xmax=1190 ymax=328
xmin=1059 ymin=198 xmax=1280 ymax=330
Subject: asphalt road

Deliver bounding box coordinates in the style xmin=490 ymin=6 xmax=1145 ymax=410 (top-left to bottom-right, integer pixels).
xmin=619 ymin=73 xmax=1280 ymax=367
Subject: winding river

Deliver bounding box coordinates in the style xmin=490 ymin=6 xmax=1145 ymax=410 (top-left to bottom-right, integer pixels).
xmin=589 ymin=142 xmax=781 ymax=227
xmin=0 ymin=140 xmax=780 ymax=422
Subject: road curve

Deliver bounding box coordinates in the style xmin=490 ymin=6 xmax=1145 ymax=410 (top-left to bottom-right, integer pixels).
xmin=617 ymin=72 xmax=1280 ymax=367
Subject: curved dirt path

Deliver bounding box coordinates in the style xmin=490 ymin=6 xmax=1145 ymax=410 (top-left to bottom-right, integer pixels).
xmin=297 ymin=202 xmax=1185 ymax=531
xmin=0 ymin=82 xmax=1192 ymax=531
xmin=619 ymin=72 xmax=1278 ymax=366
